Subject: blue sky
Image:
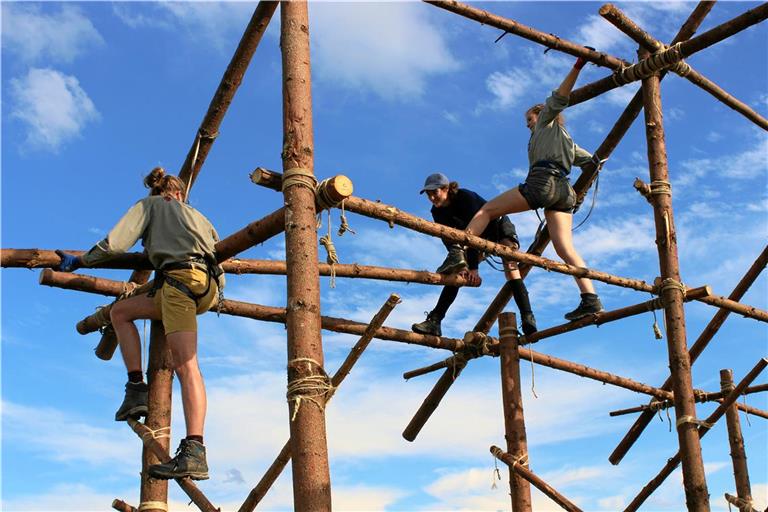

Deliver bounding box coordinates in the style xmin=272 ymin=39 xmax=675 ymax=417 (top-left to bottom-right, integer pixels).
xmin=1 ymin=1 xmax=767 ymax=511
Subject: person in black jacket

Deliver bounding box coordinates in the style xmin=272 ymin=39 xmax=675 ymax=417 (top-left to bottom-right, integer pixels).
xmin=412 ymin=173 xmax=536 ymax=337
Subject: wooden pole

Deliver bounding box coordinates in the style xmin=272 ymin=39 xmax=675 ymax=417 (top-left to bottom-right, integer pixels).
xmin=498 ymin=313 xmax=532 ymax=512
xmin=179 ymin=1 xmax=279 ymax=195
xmin=491 ymin=446 xmax=583 ymax=512
xmin=238 ymin=294 xmax=401 ymax=512
xmin=599 ymin=3 xmax=768 ymax=131
xmin=624 ymin=359 xmax=768 ymax=512
xmin=403 ymin=286 xmax=711 ymax=379
xmin=111 ymin=499 xmax=137 ymax=512
xmin=725 ymin=494 xmax=760 ymax=512
xmin=424 ymin=0 xmax=629 ymax=69
xmin=139 ymin=323 xmax=174 ymax=512
xmin=722 ymin=369 xmax=754 ymax=512
xmin=127 ymin=419 xmax=219 ymax=512
xmin=610 ymin=245 xmax=768 ymax=464
xmin=640 ymin=47 xmax=709 ymax=511
xmin=280 ymin=2 xmax=332 ymax=508
xmin=570 ymin=3 xmax=768 ymax=107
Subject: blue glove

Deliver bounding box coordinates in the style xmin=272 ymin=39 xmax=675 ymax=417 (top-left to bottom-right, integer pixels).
xmin=55 ymin=250 xmax=82 ymax=272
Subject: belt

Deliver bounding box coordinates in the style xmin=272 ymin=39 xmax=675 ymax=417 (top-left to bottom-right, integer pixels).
xmin=530 ymin=160 xmax=568 ymax=178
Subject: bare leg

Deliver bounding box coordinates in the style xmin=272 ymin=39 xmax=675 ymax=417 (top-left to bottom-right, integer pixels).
xmin=500 ymin=238 xmax=522 ymax=281
xmin=467 ymin=187 xmax=530 ymax=237
xmin=544 ymin=210 xmax=595 ymax=294
xmin=110 ymin=293 xmax=162 ymax=373
xmin=168 ymin=331 xmax=206 ymax=437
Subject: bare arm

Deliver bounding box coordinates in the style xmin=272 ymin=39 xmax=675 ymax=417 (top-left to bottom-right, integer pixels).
xmin=556 ymin=65 xmax=583 ymax=98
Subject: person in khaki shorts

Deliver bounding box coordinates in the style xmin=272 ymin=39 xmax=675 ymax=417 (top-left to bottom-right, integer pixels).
xmin=56 ymin=167 xmax=224 ymax=481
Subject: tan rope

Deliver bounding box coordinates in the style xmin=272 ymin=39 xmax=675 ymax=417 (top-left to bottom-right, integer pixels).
xmin=337 ymin=199 xmax=356 ymax=236
xmin=138 ymin=501 xmax=168 ymax=512
xmin=286 ymin=358 xmax=334 ymax=421
xmin=693 ymin=389 xmax=707 ymax=403
xmin=491 ymin=454 xmax=502 ymax=490
xmin=319 ymin=210 xmax=339 ymax=288
xmin=384 ymin=206 xmax=397 ymax=228
xmin=510 ymin=453 xmax=529 ymax=470
xmin=660 ymin=278 xmax=687 ymax=300
xmin=141 ymin=426 xmax=171 ymax=442
xmin=611 ymin=42 xmax=687 ymax=86
xmin=676 ymin=415 xmax=713 ymax=429
xmin=282 ymin=167 xmax=317 ymax=192
xmin=649 ymin=180 xmax=672 ymax=196
xmin=315 ymin=178 xmax=338 ymax=211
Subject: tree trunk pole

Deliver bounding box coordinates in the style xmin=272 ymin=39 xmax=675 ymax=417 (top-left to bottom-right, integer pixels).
xmin=139 ymin=322 xmax=174 ymax=512
xmin=498 ymin=313 xmax=532 ymax=512
xmin=722 ymin=369 xmax=754 ymax=512
xmin=640 ymin=48 xmax=709 ymax=511
xmin=280 ymin=2 xmax=332 ymax=509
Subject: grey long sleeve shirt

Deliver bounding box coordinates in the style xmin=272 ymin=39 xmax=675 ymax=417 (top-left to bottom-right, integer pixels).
xmin=528 ymin=91 xmax=593 ymax=173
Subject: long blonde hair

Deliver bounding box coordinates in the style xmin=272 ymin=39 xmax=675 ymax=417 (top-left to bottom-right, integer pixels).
xmin=143 ymin=167 xmax=185 ymax=198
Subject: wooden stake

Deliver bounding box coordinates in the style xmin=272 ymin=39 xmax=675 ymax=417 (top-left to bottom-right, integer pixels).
xmin=498 ymin=313 xmax=532 ymax=512
xmin=640 ymin=47 xmax=709 ymax=511
xmin=624 ymin=359 xmax=768 ymax=511
xmin=238 ymin=294 xmax=401 ymax=512
xmin=722 ymin=369 xmax=754 ymax=512
xmin=491 ymin=446 xmax=583 ymax=512
xmin=111 ymin=499 xmax=137 ymax=512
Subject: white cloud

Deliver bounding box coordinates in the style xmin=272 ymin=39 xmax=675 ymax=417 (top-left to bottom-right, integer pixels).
xmin=10 ymin=68 xmax=100 ymax=152
xmin=158 ymin=2 xmax=256 ymax=51
xmin=679 ymin=134 xmax=768 ymax=182
xmin=484 ymin=69 xmax=533 ymax=110
xmin=573 ymin=14 xmax=630 ymax=54
xmin=1 ymin=4 xmax=103 ymax=64
xmin=310 ymin=3 xmax=460 ymax=100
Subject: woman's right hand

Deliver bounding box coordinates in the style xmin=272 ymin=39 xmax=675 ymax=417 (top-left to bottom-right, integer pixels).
xmin=55 ymin=250 xmax=82 ymax=272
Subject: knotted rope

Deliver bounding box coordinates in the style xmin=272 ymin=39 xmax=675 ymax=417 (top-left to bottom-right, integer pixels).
xmin=676 ymin=415 xmax=713 ymax=430
xmin=318 ymin=210 xmax=340 ymax=288
xmin=611 ymin=42 xmax=688 ymax=86
xmin=282 ymin=167 xmax=318 ymax=192
xmin=286 ymin=358 xmax=334 ymax=421
xmin=649 ymin=180 xmax=672 ymax=197
xmin=660 ymin=278 xmax=687 ymax=300
xmin=337 ymin=199 xmax=355 ymax=236
xmin=141 ymin=425 xmax=171 ymax=442
xmin=138 ymin=501 xmax=168 ymax=512
xmin=646 ymin=295 xmax=664 ymax=340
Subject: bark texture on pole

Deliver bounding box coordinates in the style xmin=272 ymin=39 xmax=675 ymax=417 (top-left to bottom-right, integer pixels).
xmin=641 ymin=50 xmax=709 ymax=511
xmin=280 ymin=2 xmax=332 ymax=509
xmin=498 ymin=313 xmax=532 ymax=512
xmin=624 ymin=359 xmax=768 ymax=512
xmin=238 ymin=294 xmax=401 ymax=512
xmin=179 ymin=1 xmax=279 ymax=195
xmin=111 ymin=499 xmax=137 ymax=512
xmin=722 ymin=369 xmax=754 ymax=512
xmin=139 ymin=323 xmax=173 ymax=512
xmin=491 ymin=446 xmax=583 ymax=512
xmin=610 ymin=246 xmax=768 ymax=465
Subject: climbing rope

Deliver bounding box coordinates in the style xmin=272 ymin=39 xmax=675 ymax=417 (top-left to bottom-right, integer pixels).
xmin=286 ymin=358 xmax=334 ymax=421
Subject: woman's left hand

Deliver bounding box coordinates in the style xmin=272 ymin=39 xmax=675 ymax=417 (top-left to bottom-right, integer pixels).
xmin=461 ymin=269 xmax=482 ymax=286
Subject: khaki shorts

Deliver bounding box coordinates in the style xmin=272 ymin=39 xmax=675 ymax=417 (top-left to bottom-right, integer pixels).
xmin=152 ymin=268 xmax=218 ymax=334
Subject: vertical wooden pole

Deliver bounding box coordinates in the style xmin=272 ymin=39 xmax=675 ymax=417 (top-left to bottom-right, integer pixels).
xmin=139 ymin=322 xmax=174 ymax=512
xmin=280 ymin=2 xmax=332 ymax=510
xmin=640 ymin=48 xmax=709 ymax=511
xmin=722 ymin=369 xmax=753 ymax=512
xmin=498 ymin=312 xmax=532 ymax=512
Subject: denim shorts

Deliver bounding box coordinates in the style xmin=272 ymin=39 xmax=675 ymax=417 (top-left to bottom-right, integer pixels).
xmin=519 ymin=168 xmax=576 ymax=212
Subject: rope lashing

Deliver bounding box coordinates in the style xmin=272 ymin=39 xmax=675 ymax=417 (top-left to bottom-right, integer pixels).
xmin=315 ymin=178 xmax=339 ymax=211
xmin=286 ymin=357 xmax=334 ymax=421
xmin=649 ymin=180 xmax=672 ymax=196
xmin=510 ymin=453 xmax=529 ymax=470
xmin=450 ymin=352 xmax=468 ymax=380
xmin=464 ymin=332 xmax=493 ymax=358
xmin=282 ymin=167 xmax=318 ymax=192
xmin=384 ymin=207 xmax=397 ymax=228
xmin=676 ymin=415 xmax=713 ymax=430
xmin=660 ymin=278 xmax=687 ymax=300
xmin=138 ymin=501 xmax=168 ymax=512
xmin=611 ymin=42 xmax=688 ymax=86
xmin=693 ymin=389 xmax=708 ymax=403
xmin=648 ymin=400 xmax=671 ymax=412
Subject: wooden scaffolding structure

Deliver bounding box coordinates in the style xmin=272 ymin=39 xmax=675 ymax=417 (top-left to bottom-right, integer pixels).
xmin=2 ymin=1 xmax=767 ymax=511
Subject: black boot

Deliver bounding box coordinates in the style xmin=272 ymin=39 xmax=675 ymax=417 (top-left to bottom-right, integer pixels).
xmin=436 ymin=245 xmax=467 ymax=275
xmin=148 ymin=439 xmax=209 ymax=480
xmin=412 ymin=314 xmax=442 ymax=337
xmin=564 ymin=293 xmax=604 ymax=321
xmin=510 ymin=279 xmax=537 ymax=335
xmin=115 ymin=381 xmax=148 ymax=421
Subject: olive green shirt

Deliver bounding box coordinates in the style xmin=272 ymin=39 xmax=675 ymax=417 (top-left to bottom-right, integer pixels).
xmin=82 ymin=196 xmax=225 ymax=287
xmin=528 ymin=91 xmax=593 ymax=173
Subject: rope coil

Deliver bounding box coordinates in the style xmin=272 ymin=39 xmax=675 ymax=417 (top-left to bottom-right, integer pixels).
xmin=282 ymin=167 xmax=318 ymax=192
xmin=138 ymin=501 xmax=168 ymax=512
xmin=611 ymin=42 xmax=687 ymax=86
xmin=286 ymin=358 xmax=334 ymax=421
xmin=649 ymin=180 xmax=672 ymax=196
xmin=676 ymin=415 xmax=713 ymax=429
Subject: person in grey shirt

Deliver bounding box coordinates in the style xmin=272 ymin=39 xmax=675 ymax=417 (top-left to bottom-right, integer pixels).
xmin=56 ymin=167 xmax=223 ymax=480
xmin=464 ymin=53 xmax=604 ymax=321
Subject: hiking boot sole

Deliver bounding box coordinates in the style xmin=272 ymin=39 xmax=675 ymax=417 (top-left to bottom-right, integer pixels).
xmin=115 ymin=405 xmax=148 ymax=422
xmin=436 ymin=261 xmax=468 ymax=275
xmin=149 ymin=469 xmax=209 ymax=481
xmin=564 ymin=308 xmax=604 ymax=322
xmin=411 ymin=324 xmax=441 ymax=337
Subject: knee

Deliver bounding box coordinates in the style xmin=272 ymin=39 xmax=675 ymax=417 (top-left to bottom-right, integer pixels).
xmin=110 ymin=304 xmax=129 ymax=324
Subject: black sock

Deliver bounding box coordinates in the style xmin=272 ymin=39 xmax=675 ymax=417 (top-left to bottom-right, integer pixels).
xmin=127 ymin=371 xmax=144 ymax=384
xmin=510 ymin=279 xmax=533 ymax=315
xmin=186 ymin=435 xmax=204 ymax=444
